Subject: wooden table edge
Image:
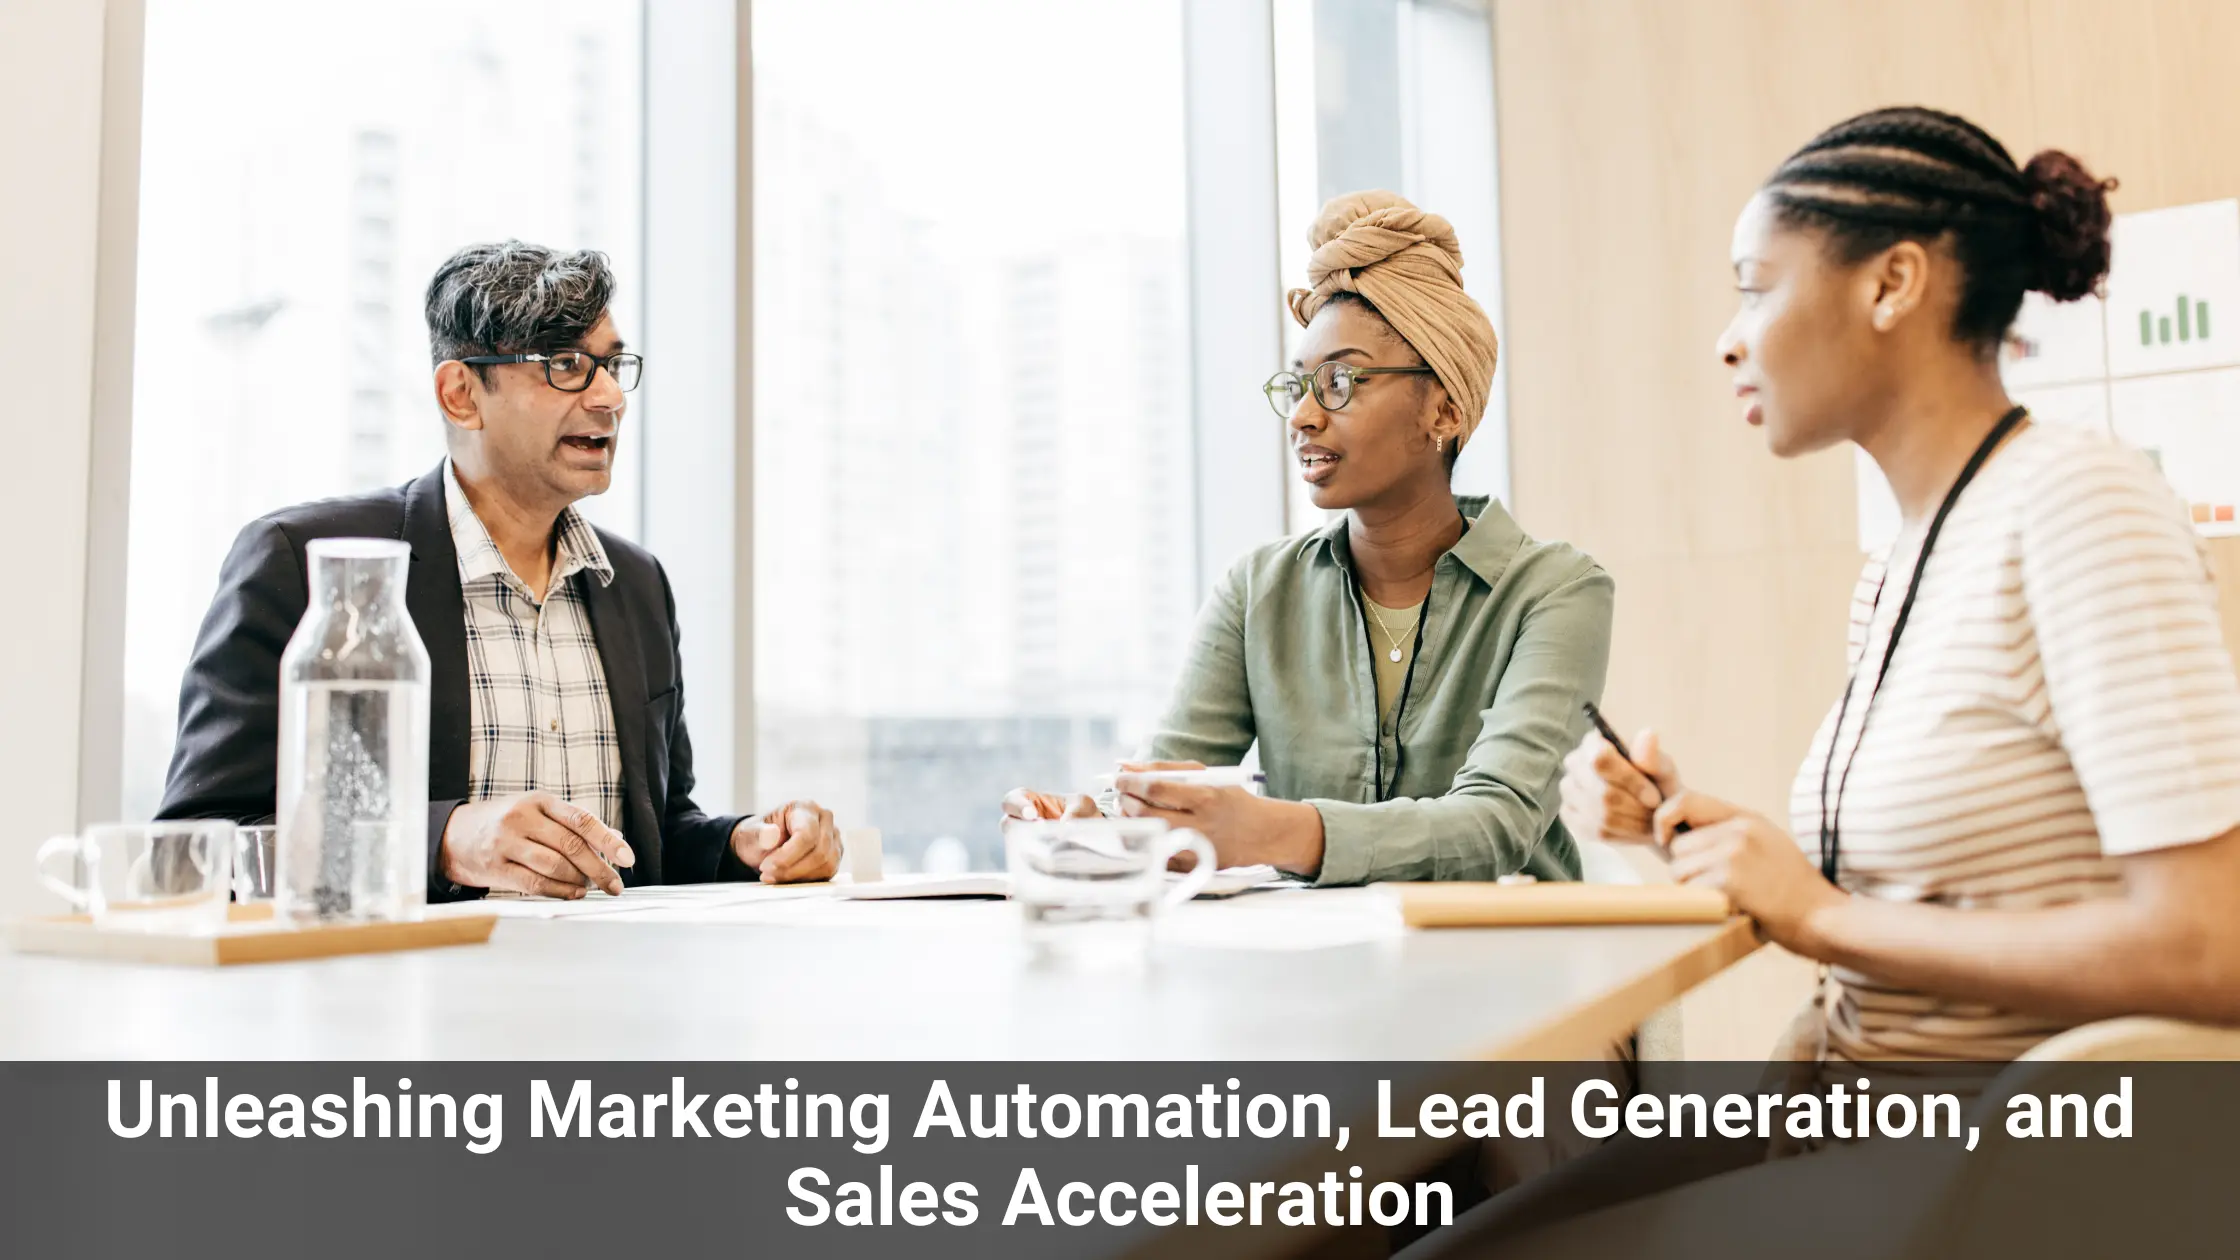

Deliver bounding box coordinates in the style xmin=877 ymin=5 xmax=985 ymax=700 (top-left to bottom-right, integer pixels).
xmin=1474 ymin=916 xmax=1763 ymax=1061
xmin=1117 ymin=916 xmax=1766 ymax=1260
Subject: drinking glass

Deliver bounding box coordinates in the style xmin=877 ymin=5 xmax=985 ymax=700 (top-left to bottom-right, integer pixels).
xmin=233 ymin=826 xmax=277 ymax=902
xmin=35 ymin=821 xmax=236 ymax=933
xmin=1005 ymin=817 xmax=1215 ymax=966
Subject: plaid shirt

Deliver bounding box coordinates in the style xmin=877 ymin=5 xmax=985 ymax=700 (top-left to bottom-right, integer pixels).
xmin=444 ymin=461 xmax=624 ymax=829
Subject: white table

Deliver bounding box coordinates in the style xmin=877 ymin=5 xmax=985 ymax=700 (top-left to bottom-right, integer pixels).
xmin=0 ymin=888 xmax=1757 ymax=1059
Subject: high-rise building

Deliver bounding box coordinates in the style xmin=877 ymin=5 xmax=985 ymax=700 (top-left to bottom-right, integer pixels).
xmin=345 ymin=128 xmax=398 ymax=491
xmin=1001 ymin=236 xmax=1193 ymax=736
xmin=753 ymin=84 xmax=1192 ymax=868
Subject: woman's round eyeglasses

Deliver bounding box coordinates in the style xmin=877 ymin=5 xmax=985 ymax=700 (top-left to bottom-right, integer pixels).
xmin=1262 ymin=361 xmax=1435 ymax=417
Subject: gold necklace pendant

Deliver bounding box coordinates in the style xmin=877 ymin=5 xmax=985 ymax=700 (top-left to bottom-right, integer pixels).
xmin=1366 ymin=600 xmax=1419 ymax=663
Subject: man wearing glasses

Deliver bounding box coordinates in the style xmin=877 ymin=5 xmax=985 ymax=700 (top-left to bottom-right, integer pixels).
xmin=160 ymin=241 xmax=841 ymax=900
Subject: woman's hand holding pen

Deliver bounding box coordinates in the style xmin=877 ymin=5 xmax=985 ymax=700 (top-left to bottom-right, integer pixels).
xmin=1654 ymin=791 xmax=1843 ymax=951
xmin=1559 ymin=727 xmax=1681 ymax=846
xmin=1113 ymin=772 xmax=1325 ymax=879
xmin=998 ymin=763 xmax=1221 ymax=833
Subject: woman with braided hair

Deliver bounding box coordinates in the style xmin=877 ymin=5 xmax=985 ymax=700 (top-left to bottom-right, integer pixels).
xmin=1566 ymin=103 xmax=2240 ymax=1058
xmin=1407 ymin=104 xmax=2240 ymax=1257
xmin=1004 ymin=191 xmax=1614 ymax=886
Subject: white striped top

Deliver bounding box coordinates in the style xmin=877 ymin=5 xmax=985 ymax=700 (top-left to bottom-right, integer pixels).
xmin=1788 ymin=422 xmax=2240 ymax=1061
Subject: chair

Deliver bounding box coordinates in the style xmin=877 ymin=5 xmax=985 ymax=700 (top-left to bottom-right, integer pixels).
xmin=2016 ymin=1015 xmax=2240 ymax=1061
xmin=1895 ymin=1015 xmax=2240 ymax=1259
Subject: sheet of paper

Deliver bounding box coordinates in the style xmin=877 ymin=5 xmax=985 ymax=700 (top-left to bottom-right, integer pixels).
xmin=834 ymin=865 xmax=1291 ymax=902
xmin=2110 ymin=368 xmax=2240 ymax=536
xmin=639 ymin=897 xmax=1022 ymax=931
xmin=2105 ymin=199 xmax=2240 ymax=378
xmin=2003 ymin=290 xmax=2108 ymax=389
xmin=837 ymin=873 xmax=1007 ymax=901
xmin=437 ymin=881 xmax=841 ymax=920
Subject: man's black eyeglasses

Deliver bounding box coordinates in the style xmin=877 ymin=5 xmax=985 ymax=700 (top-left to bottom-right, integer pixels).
xmin=459 ymin=350 xmax=643 ymax=393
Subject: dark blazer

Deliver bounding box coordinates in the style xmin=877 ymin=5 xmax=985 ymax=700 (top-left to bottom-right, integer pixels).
xmin=158 ymin=463 xmax=751 ymax=900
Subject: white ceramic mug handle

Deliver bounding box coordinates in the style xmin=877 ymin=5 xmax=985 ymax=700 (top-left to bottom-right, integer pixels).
xmin=1159 ymin=829 xmax=1218 ymax=907
xmin=34 ymin=835 xmax=92 ymax=910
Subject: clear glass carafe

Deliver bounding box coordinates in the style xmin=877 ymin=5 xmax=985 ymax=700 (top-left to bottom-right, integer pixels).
xmin=276 ymin=538 xmax=431 ymax=922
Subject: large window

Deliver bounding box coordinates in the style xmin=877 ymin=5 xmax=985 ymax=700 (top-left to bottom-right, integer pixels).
xmin=751 ymin=0 xmax=1195 ymax=872
xmin=108 ymin=0 xmax=1509 ymax=858
xmin=120 ymin=0 xmax=644 ymax=820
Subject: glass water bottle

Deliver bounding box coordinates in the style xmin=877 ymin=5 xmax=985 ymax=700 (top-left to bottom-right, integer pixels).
xmin=276 ymin=538 xmax=431 ymax=922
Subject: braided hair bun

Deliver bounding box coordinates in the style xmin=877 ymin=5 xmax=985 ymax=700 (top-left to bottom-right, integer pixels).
xmin=2021 ymin=150 xmax=2117 ymax=301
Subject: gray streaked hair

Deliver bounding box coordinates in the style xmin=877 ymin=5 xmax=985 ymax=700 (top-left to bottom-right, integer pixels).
xmin=423 ymin=240 xmax=615 ymax=372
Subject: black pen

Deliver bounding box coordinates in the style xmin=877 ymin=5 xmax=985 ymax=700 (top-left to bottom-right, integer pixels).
xmin=1581 ymin=701 xmax=1640 ymax=768
xmin=1581 ymin=702 xmax=1689 ymax=835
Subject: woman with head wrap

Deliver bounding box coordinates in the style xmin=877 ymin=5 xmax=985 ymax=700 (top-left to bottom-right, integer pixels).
xmin=1005 ymin=192 xmax=1613 ymax=884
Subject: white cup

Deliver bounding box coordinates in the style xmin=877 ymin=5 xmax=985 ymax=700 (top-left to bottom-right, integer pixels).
xmin=843 ymin=827 xmax=884 ymax=883
xmin=36 ymin=821 xmax=236 ymax=933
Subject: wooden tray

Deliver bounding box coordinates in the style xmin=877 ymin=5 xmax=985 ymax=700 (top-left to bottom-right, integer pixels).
xmin=1389 ymin=882 xmax=1733 ymax=927
xmin=3 ymin=902 xmax=498 ymax=966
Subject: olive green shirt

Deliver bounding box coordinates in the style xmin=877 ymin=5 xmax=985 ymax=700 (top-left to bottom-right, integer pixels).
xmin=1148 ymin=496 xmax=1613 ymax=884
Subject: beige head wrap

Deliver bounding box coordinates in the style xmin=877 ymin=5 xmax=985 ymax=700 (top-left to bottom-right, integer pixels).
xmin=1286 ymin=190 xmax=1498 ymax=447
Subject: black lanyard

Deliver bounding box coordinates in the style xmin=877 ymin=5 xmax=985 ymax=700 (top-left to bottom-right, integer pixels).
xmin=1355 ymin=578 xmax=1433 ymax=801
xmin=1816 ymin=405 xmax=2028 ymax=886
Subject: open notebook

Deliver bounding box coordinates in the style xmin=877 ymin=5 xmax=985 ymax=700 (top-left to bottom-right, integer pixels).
xmin=837 ymin=865 xmax=1290 ymax=902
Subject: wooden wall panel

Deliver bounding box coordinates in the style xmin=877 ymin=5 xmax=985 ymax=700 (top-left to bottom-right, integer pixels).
xmin=1494 ymin=0 xmax=2034 ymax=822
xmin=2025 ymin=0 xmax=2240 ymax=207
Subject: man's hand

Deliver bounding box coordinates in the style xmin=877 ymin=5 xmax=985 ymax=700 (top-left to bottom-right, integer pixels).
xmin=732 ymin=800 xmax=842 ymax=884
xmin=439 ymin=792 xmax=634 ymax=898
xmin=1112 ymin=773 xmax=1325 ymax=877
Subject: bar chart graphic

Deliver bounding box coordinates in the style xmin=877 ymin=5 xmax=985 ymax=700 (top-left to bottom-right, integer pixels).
xmin=2105 ymin=199 xmax=2240 ymax=379
xmin=2139 ymin=296 xmax=2212 ymax=346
